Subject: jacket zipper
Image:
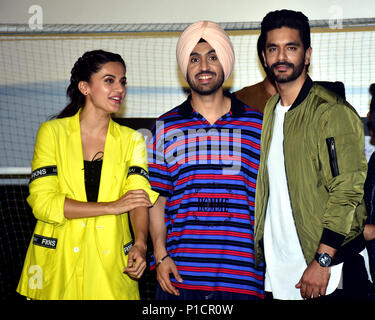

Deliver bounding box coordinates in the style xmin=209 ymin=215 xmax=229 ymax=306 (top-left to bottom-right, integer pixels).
xmin=326 ymin=137 xmax=340 ymax=177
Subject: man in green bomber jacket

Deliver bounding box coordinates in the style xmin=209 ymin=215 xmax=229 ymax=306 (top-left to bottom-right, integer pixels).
xmin=254 ymin=9 xmax=370 ymax=300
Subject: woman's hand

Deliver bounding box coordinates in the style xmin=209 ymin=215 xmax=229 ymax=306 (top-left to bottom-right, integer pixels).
xmin=64 ymin=189 xmax=151 ymax=219
xmin=123 ymin=242 xmax=147 ymax=279
xmin=109 ymin=189 xmax=152 ymax=215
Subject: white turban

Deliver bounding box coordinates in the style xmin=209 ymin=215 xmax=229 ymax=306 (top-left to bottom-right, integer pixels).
xmin=176 ymin=21 xmax=235 ymax=81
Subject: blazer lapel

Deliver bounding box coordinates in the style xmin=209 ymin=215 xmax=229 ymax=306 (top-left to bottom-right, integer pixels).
xmin=97 ymin=118 xmax=121 ymax=202
xmin=66 ymin=110 xmax=87 ymax=202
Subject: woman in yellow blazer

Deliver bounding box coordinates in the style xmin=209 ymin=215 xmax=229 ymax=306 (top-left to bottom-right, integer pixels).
xmin=17 ymin=50 xmax=159 ymax=300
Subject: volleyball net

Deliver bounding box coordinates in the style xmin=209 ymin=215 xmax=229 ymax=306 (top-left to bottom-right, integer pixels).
xmin=1 ymin=19 xmax=375 ymax=175
xmin=1 ymin=19 xmax=375 ymax=300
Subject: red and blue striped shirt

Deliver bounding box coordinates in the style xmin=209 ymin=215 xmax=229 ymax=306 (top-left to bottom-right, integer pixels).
xmin=148 ymin=92 xmax=265 ymax=298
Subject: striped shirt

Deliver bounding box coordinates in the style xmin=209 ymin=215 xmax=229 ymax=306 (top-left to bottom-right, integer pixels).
xmin=148 ymin=92 xmax=265 ymax=298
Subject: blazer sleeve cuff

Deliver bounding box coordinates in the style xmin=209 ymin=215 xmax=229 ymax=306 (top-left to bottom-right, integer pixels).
xmin=320 ymin=228 xmax=346 ymax=249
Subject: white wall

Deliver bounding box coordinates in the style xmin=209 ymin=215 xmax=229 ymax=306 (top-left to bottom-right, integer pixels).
xmin=0 ymin=0 xmax=374 ymax=24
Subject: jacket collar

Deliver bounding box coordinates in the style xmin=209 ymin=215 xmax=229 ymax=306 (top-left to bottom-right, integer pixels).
xmin=67 ymin=108 xmax=82 ymax=135
xmin=67 ymin=108 xmax=117 ymax=139
xmin=178 ymin=91 xmax=246 ymax=118
xmin=65 ymin=109 xmax=119 ymax=202
xmin=289 ymin=75 xmax=314 ymax=111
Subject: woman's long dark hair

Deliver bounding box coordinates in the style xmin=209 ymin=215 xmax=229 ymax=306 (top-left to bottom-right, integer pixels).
xmin=56 ymin=50 xmax=126 ymax=119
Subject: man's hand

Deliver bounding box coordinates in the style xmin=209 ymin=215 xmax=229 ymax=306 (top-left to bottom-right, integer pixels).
xmin=295 ymin=260 xmax=331 ymax=299
xmin=156 ymin=256 xmax=183 ymax=296
xmin=364 ymin=224 xmax=375 ymax=241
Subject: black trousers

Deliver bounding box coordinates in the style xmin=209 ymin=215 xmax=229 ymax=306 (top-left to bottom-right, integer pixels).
xmin=320 ymin=251 xmax=371 ymax=300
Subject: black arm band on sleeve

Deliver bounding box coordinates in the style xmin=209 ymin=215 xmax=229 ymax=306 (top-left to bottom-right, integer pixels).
xmin=127 ymin=166 xmax=150 ymax=182
xmin=29 ymin=165 xmax=57 ymax=183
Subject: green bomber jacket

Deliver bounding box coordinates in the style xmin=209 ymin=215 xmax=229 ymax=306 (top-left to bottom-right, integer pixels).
xmin=254 ymin=76 xmax=368 ymax=266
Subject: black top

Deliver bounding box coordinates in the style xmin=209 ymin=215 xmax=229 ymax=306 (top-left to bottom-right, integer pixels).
xmin=84 ymin=156 xmax=103 ymax=202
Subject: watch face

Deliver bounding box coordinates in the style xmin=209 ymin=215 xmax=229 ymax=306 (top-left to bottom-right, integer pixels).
xmin=318 ymin=253 xmax=332 ymax=267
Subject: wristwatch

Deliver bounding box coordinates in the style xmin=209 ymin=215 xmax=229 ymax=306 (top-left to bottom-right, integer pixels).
xmin=315 ymin=252 xmax=333 ymax=267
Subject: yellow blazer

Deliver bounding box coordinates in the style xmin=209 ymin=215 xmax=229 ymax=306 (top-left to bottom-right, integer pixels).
xmin=17 ymin=110 xmax=158 ymax=300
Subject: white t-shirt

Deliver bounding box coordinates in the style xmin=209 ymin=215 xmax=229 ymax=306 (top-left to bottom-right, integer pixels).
xmin=264 ymin=101 xmax=343 ymax=300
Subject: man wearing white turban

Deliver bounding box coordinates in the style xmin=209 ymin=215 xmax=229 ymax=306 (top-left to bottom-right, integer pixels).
xmin=148 ymin=21 xmax=265 ymax=300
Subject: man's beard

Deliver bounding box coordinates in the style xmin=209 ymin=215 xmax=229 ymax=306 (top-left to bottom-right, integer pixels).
xmin=268 ymin=59 xmax=305 ymax=83
xmin=187 ymin=71 xmax=224 ymax=95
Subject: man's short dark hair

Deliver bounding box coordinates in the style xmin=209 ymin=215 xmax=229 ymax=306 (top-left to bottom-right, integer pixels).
xmin=257 ymin=35 xmax=267 ymax=73
xmin=259 ymin=9 xmax=311 ymax=53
